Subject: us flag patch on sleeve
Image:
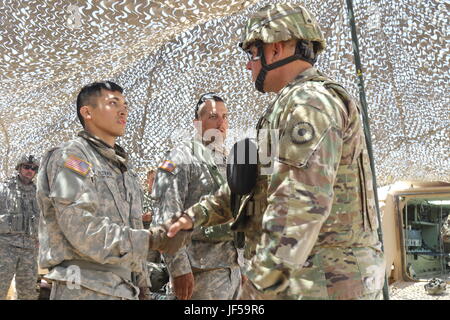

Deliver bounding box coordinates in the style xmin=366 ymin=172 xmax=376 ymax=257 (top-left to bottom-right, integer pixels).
xmin=159 ymin=160 xmax=176 ymax=173
xmin=64 ymin=155 xmax=92 ymax=176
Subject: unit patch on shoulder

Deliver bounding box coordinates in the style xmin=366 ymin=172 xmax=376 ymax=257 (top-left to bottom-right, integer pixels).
xmin=290 ymin=122 xmax=315 ymax=144
xmin=159 ymin=160 xmax=176 ymax=173
xmin=64 ymin=155 xmax=92 ymax=176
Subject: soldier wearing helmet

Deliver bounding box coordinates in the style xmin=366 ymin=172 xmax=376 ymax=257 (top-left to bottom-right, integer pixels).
xmin=0 ymin=155 xmax=40 ymax=299
xmin=168 ymin=3 xmax=385 ymax=300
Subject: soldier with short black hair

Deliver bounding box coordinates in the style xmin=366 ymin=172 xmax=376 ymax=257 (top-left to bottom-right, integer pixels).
xmin=37 ymin=81 xmax=191 ymax=300
xmin=0 ymin=155 xmax=40 ymax=300
xmin=168 ymin=3 xmax=385 ymax=300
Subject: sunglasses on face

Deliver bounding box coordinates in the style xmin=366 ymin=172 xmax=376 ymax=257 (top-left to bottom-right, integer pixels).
xmin=242 ymin=41 xmax=263 ymax=62
xmin=244 ymin=49 xmax=261 ymax=62
xmin=22 ymin=164 xmax=38 ymax=172
xmin=195 ymin=92 xmax=222 ymax=118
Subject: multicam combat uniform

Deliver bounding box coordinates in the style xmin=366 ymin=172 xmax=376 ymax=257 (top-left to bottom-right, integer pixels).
xmin=0 ymin=175 xmax=40 ymax=300
xmin=185 ymin=67 xmax=385 ymax=300
xmin=153 ymin=138 xmax=242 ymax=300
xmin=37 ymin=131 xmax=151 ymax=300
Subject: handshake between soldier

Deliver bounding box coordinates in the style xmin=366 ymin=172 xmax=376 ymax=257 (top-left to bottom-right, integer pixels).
xmin=166 ymin=212 xmax=194 ymax=239
xmin=150 ymin=216 xmax=193 ymax=254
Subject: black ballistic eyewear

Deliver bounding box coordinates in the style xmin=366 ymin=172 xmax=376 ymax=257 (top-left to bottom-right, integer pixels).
xmin=195 ymin=92 xmax=222 ymax=119
xmin=22 ymin=164 xmax=38 ymax=172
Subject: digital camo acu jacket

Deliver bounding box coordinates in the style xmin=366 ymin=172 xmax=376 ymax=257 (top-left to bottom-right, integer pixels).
xmin=152 ymin=138 xmax=240 ymax=278
xmin=37 ymin=131 xmax=150 ymax=299
xmin=0 ymin=175 xmax=39 ymax=249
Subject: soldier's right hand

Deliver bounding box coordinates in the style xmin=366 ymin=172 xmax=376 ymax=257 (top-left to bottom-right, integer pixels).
xmin=172 ymin=272 xmax=195 ymax=300
xmin=148 ymin=225 xmax=191 ymax=254
xmin=167 ymin=211 xmax=194 ymax=238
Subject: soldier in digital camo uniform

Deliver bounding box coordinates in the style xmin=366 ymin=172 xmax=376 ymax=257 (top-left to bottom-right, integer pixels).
xmin=142 ymin=167 xmax=174 ymax=300
xmin=36 ymin=81 xmax=190 ymax=300
xmin=168 ymin=3 xmax=385 ymax=300
xmin=153 ymin=93 xmax=242 ymax=300
xmin=0 ymin=155 xmax=40 ymax=300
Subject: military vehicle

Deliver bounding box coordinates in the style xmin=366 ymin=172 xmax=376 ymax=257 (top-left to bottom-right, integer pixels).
xmin=380 ymin=181 xmax=450 ymax=285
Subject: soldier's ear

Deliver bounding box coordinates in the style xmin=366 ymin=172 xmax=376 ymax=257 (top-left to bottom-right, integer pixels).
xmin=263 ymin=42 xmax=280 ymax=64
xmin=272 ymin=42 xmax=284 ymax=61
xmin=79 ymin=105 xmax=92 ymax=121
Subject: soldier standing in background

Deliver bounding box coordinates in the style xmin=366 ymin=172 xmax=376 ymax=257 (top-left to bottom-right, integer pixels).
xmin=0 ymin=155 xmax=40 ymax=300
xmin=153 ymin=93 xmax=242 ymax=300
xmin=36 ymin=81 xmax=190 ymax=300
xmin=168 ymin=3 xmax=385 ymax=300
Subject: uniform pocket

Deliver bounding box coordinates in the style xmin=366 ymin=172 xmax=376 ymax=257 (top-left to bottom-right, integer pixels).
xmin=92 ymin=175 xmax=126 ymax=224
xmin=289 ymin=254 xmax=328 ymax=299
xmin=353 ymin=247 xmax=385 ymax=294
xmin=10 ymin=214 xmax=24 ymax=232
xmin=0 ymin=215 xmax=11 ymax=233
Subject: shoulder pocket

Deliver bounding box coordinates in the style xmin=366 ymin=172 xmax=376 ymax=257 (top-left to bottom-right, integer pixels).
xmin=277 ymin=105 xmax=332 ymax=168
xmin=92 ymin=172 xmax=127 ymax=224
xmin=49 ymin=166 xmax=86 ymax=200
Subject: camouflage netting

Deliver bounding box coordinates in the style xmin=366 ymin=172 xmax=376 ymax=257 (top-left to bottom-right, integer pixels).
xmin=0 ymin=0 xmax=448 ymax=186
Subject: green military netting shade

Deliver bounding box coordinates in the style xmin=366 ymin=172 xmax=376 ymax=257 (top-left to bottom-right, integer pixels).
xmin=0 ymin=0 xmax=448 ymax=186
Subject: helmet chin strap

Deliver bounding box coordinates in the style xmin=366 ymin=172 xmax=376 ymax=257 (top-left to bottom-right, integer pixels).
xmin=254 ymin=42 xmax=317 ymax=93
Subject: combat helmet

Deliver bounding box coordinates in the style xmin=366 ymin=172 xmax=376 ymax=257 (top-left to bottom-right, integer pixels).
xmin=15 ymin=154 xmax=39 ymax=170
xmin=424 ymin=278 xmax=447 ymax=295
xmin=239 ymin=3 xmax=326 ymax=93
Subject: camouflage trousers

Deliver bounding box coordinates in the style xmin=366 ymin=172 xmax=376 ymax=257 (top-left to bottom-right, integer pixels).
xmin=241 ymin=246 xmax=385 ymax=300
xmin=50 ymin=281 xmax=131 ymax=300
xmin=190 ymin=266 xmax=241 ymax=300
xmin=356 ymin=291 xmax=384 ymax=300
xmin=0 ymin=242 xmax=39 ymax=300
xmin=239 ymin=281 xmax=384 ymax=300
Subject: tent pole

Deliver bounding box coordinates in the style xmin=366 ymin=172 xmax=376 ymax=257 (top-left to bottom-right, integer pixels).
xmin=345 ymin=0 xmax=390 ymax=300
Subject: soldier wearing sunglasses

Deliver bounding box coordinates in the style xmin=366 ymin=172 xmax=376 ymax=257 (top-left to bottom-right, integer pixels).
xmin=152 ymin=93 xmax=243 ymax=300
xmin=0 ymin=155 xmax=40 ymax=299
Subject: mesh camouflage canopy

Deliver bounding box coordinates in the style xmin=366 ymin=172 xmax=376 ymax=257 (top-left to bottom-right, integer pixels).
xmin=0 ymin=0 xmax=448 ymax=186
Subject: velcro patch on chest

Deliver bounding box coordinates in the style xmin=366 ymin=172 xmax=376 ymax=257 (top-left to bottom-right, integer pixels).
xmin=64 ymin=155 xmax=92 ymax=177
xmin=159 ymin=160 xmax=176 ymax=173
xmin=95 ymin=170 xmax=113 ymax=177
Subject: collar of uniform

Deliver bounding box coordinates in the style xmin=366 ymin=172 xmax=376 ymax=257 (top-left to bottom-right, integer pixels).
xmin=78 ymin=130 xmax=128 ymax=172
xmin=284 ymin=67 xmax=321 ymax=92
xmin=193 ymin=136 xmax=227 ymax=158
xmin=191 ymin=136 xmax=211 ymax=162
xmin=190 ymin=137 xmax=226 ymax=187
xmin=259 ymin=67 xmax=322 ymax=125
xmin=194 ymin=134 xmax=223 ymax=148
xmin=274 ymin=67 xmax=322 ymax=113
